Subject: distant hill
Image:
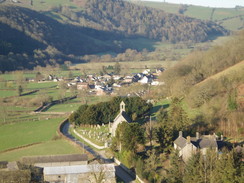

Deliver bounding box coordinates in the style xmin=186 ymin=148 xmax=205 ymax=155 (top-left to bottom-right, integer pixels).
xmin=0 ymin=0 xmax=229 ymax=71
xmin=135 ymin=1 xmax=244 ymax=31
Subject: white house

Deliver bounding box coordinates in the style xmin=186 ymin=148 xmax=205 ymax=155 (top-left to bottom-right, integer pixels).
xmin=138 ymin=76 xmax=149 ymax=84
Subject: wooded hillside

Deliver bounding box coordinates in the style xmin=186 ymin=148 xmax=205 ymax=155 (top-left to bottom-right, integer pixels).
xmin=159 ymin=31 xmax=244 ymax=137
xmin=0 ymin=0 xmax=229 ymax=71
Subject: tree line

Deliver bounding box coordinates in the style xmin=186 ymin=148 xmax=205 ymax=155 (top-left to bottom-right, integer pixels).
xmin=69 ymin=96 xmax=152 ymax=126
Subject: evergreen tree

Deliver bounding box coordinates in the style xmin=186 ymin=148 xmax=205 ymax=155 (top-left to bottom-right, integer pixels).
xmin=213 ymin=150 xmax=237 ymax=183
xmin=183 ymin=152 xmax=203 ymax=183
xmin=17 ymin=85 xmax=23 ymax=96
xmin=167 ymin=150 xmax=183 ymax=183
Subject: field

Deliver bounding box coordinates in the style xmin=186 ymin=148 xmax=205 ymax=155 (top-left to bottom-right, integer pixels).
xmin=137 ymin=1 xmax=244 ymax=31
xmin=71 ymin=60 xmax=178 ymax=75
xmin=0 ymin=118 xmax=63 ymax=151
xmin=0 ymin=140 xmax=82 ymax=161
xmin=46 ymin=96 xmax=111 ymax=112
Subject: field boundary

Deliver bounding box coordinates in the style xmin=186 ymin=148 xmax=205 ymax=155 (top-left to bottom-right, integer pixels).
xmin=0 ymin=142 xmax=42 ymax=154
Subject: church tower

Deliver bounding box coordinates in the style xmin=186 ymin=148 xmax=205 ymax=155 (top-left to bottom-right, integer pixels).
xmin=120 ymin=101 xmax=125 ymax=113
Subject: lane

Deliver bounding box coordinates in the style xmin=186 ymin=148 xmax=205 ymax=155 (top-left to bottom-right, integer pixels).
xmin=61 ymin=121 xmax=135 ymax=183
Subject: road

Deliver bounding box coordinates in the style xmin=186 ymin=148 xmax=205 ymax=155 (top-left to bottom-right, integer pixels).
xmin=61 ymin=121 xmax=136 ymax=183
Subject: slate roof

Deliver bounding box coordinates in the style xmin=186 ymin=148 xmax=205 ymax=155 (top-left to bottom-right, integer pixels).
xmin=44 ymin=164 xmax=115 ymax=175
xmin=199 ymin=138 xmax=218 ymax=149
xmin=174 ymin=136 xmax=187 ymax=149
xmin=113 ymin=111 xmax=132 ymax=123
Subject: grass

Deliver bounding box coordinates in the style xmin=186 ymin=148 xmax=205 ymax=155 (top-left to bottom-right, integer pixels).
xmin=0 ymin=118 xmax=64 ymax=152
xmin=71 ymin=124 xmax=110 ymax=147
xmin=45 ymin=96 xmax=111 ymax=112
xmin=185 ymin=6 xmax=213 ymax=20
xmin=8 ymin=0 xmax=84 ymax=11
xmin=139 ymin=1 xmax=244 ymax=31
xmin=71 ymin=60 xmax=178 ymax=75
xmin=0 ymin=90 xmax=17 ymax=97
xmin=150 ymin=98 xmax=171 ymax=117
xmin=26 ymin=82 xmax=57 ymax=89
xmin=0 ymin=140 xmax=82 ymax=161
xmin=137 ymin=1 xmax=180 ymax=14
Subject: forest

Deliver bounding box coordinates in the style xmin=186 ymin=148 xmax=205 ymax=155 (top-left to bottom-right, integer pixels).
xmin=0 ymin=0 xmax=228 ymax=72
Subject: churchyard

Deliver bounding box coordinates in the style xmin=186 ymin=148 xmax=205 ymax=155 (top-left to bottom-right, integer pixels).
xmin=74 ymin=124 xmax=111 ymax=147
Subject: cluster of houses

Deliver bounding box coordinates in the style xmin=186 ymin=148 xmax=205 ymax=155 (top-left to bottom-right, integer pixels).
xmin=64 ymin=68 xmax=165 ymax=96
xmin=29 ymin=68 xmax=165 ymax=96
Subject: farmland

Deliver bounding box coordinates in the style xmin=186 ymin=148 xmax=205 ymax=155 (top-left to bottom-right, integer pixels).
xmin=137 ymin=1 xmax=244 ymax=31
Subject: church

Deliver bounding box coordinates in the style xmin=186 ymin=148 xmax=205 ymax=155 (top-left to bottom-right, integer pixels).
xmin=109 ymin=101 xmax=132 ymax=136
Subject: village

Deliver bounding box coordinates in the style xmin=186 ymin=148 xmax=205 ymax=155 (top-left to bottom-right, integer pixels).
xmin=34 ymin=67 xmax=165 ymax=97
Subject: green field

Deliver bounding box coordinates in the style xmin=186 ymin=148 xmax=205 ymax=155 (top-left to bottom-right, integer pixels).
xmin=0 ymin=140 xmax=82 ymax=161
xmin=71 ymin=60 xmax=178 ymax=74
xmin=46 ymin=96 xmax=111 ymax=112
xmin=0 ymin=118 xmax=64 ymax=152
xmin=3 ymin=0 xmax=84 ymax=11
xmin=138 ymin=1 xmax=244 ymax=31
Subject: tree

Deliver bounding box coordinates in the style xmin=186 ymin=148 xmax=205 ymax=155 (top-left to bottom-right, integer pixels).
xmin=183 ymin=152 xmax=202 ymax=183
xmin=167 ymin=150 xmax=183 ymax=183
xmin=35 ymin=72 xmax=43 ymax=82
xmin=168 ymin=97 xmax=190 ymax=135
xmin=114 ymin=62 xmax=121 ymax=75
xmin=213 ymin=150 xmax=237 ymax=183
xmin=145 ymin=149 xmax=161 ymax=182
xmin=17 ymin=85 xmax=23 ymax=96
xmin=115 ymin=122 xmax=145 ymax=153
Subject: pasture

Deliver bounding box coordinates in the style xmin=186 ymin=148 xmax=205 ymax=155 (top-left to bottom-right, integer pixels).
xmin=0 ymin=140 xmax=82 ymax=161
xmin=0 ymin=118 xmax=64 ymax=152
xmin=138 ymin=1 xmax=244 ymax=31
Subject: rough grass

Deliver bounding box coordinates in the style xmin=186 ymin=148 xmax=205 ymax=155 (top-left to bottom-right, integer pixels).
xmin=0 ymin=118 xmax=64 ymax=152
xmin=46 ymin=96 xmax=111 ymax=112
xmin=0 ymin=140 xmax=82 ymax=161
xmin=138 ymin=1 xmax=244 ymax=31
xmin=71 ymin=60 xmax=177 ymax=74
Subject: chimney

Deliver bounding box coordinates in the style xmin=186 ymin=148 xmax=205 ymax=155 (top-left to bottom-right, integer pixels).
xmin=187 ymin=136 xmax=191 ymax=143
xmin=196 ymin=132 xmax=200 ymax=140
xmin=179 ymin=131 xmax=183 ymax=137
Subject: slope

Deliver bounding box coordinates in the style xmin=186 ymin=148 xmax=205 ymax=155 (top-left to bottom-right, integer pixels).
xmin=136 ymin=1 xmax=244 ymax=31
xmin=158 ymin=30 xmax=244 ymax=137
xmin=0 ymin=5 xmax=116 ymax=56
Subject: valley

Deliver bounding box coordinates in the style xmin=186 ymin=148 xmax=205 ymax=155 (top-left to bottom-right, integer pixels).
xmin=0 ymin=0 xmax=243 ymax=182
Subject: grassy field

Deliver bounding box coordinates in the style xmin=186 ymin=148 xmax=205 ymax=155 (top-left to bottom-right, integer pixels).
xmin=138 ymin=1 xmax=244 ymax=31
xmin=71 ymin=60 xmax=178 ymax=74
xmin=0 ymin=118 xmax=64 ymax=152
xmin=46 ymin=96 xmax=111 ymax=112
xmin=3 ymin=0 xmax=84 ymax=11
xmin=0 ymin=140 xmax=82 ymax=161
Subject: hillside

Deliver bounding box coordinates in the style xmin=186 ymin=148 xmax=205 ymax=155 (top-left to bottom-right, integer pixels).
xmin=57 ymin=0 xmax=228 ymax=43
xmin=159 ymin=30 xmax=244 ymax=137
xmin=136 ymin=1 xmax=244 ymax=31
xmin=0 ymin=0 xmax=229 ymax=71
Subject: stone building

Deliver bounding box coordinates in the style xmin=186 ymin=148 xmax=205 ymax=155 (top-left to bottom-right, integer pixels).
xmin=21 ymin=154 xmax=88 ymax=168
xmin=44 ymin=164 xmax=116 ymax=183
xmin=174 ymin=131 xmax=225 ymax=162
xmin=110 ymin=101 xmax=132 ymax=136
